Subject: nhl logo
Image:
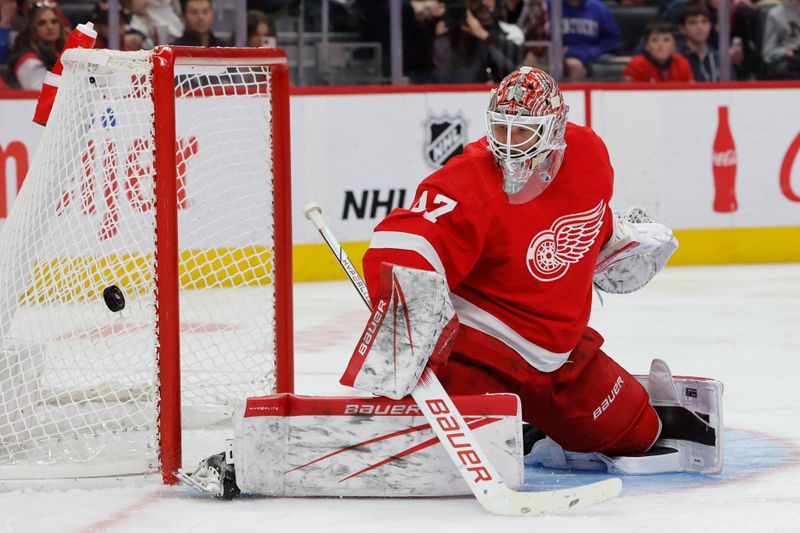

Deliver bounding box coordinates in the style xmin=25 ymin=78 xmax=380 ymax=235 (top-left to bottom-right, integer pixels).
xmin=423 ymin=114 xmax=466 ymax=169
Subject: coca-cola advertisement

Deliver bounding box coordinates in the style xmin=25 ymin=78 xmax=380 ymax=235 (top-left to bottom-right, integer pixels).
xmin=712 ymin=106 xmax=737 ymax=213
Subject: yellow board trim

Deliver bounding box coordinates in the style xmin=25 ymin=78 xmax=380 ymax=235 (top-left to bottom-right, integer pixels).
xmin=23 ymin=247 xmax=275 ymax=303
xmin=292 ymin=227 xmax=800 ymax=281
xmin=293 ymin=242 xmax=370 ymax=282
xmin=670 ymin=227 xmax=800 ymax=265
xmin=20 ymin=227 xmax=800 ymax=298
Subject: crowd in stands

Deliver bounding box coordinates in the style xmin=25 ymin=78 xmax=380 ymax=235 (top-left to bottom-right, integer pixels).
xmin=1 ymin=0 xmax=799 ymax=89
xmin=0 ymin=0 xmax=278 ymax=88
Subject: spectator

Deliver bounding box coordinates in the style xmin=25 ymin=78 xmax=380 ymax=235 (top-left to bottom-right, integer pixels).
xmin=244 ymin=9 xmax=276 ymax=48
xmin=171 ymin=0 xmax=223 ymax=47
xmin=91 ymin=1 xmax=146 ymax=51
xmin=7 ymin=3 xmax=67 ymax=90
xmin=762 ymin=0 xmax=800 ymax=79
xmin=661 ymin=0 xmax=718 ymax=42
xmin=730 ymin=0 xmax=760 ymax=80
xmin=1 ymin=0 xmax=22 ymax=65
xmin=560 ymin=0 xmax=621 ymax=81
xmin=431 ymin=0 xmax=525 ymax=83
xmin=147 ymin=0 xmax=183 ymax=43
xmin=661 ymin=0 xmax=717 ymax=61
xmin=664 ymin=0 xmax=749 ymax=75
xmin=352 ymin=0 xmax=442 ymax=83
xmin=406 ymin=0 xmax=445 ymax=82
xmin=122 ymin=0 xmax=158 ymax=48
xmin=505 ymin=0 xmax=549 ymax=67
xmin=679 ymin=3 xmax=723 ymax=80
xmin=623 ymin=21 xmax=694 ymax=81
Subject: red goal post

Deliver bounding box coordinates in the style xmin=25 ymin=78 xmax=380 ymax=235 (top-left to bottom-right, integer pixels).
xmin=153 ymin=47 xmax=294 ymax=483
xmin=0 ymin=46 xmax=293 ymax=483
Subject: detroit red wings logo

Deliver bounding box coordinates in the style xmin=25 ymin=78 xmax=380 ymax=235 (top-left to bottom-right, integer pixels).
xmin=526 ymin=201 xmax=606 ymax=282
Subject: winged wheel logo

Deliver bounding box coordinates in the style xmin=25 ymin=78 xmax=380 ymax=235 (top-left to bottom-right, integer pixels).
xmin=526 ymin=201 xmax=606 ymax=282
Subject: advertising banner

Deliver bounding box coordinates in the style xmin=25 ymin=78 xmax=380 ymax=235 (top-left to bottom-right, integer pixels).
xmin=593 ymin=89 xmax=800 ymax=229
xmin=1 ymin=95 xmax=272 ymax=252
xmin=2 ymin=84 xmax=799 ymax=274
xmin=290 ymin=89 xmax=585 ymax=246
xmin=1 ymin=99 xmax=41 ymax=222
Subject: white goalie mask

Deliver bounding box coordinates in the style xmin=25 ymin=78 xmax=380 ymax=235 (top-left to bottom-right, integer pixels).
xmin=485 ymin=67 xmax=568 ymax=203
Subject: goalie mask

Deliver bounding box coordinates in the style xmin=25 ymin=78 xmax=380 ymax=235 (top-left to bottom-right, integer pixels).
xmin=486 ymin=67 xmax=568 ymax=203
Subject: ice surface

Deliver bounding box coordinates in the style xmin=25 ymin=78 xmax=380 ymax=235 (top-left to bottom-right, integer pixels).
xmin=1 ymin=264 xmax=798 ymax=532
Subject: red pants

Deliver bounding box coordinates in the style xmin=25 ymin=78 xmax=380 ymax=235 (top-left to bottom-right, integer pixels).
xmin=437 ymin=326 xmax=659 ymax=455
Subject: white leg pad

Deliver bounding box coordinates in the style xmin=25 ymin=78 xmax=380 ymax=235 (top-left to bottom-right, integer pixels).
xmin=636 ymin=359 xmax=724 ymax=474
xmin=526 ymin=359 xmax=724 ymax=475
xmin=232 ymin=393 xmax=524 ymax=497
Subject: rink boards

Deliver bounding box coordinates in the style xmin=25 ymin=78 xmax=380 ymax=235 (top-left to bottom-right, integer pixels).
xmin=2 ymin=82 xmax=800 ymax=282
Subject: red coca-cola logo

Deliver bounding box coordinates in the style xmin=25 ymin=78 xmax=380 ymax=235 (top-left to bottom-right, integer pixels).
xmin=712 ymin=106 xmax=738 ymax=213
xmin=712 ymin=149 xmax=737 ymax=167
xmin=780 ymin=133 xmax=800 ymax=203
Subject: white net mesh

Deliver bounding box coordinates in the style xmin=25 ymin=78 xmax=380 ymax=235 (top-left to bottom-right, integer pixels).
xmin=0 ymin=49 xmax=282 ymax=478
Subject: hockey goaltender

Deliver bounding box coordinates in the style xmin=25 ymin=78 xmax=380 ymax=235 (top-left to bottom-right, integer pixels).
xmin=178 ymin=67 xmax=723 ymax=503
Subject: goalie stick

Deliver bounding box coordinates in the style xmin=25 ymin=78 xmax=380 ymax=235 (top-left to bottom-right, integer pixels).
xmin=303 ymin=202 xmax=622 ymax=516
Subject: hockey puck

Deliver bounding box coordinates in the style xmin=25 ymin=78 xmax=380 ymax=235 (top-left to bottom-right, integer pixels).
xmin=103 ymin=285 xmax=126 ymax=312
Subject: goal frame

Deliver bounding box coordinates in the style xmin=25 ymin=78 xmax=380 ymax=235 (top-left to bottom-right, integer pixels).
xmin=151 ymin=46 xmax=294 ymax=483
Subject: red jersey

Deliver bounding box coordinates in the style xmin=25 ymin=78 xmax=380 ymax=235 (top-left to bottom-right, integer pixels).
xmin=363 ymin=123 xmax=614 ymax=373
xmin=623 ymin=54 xmax=694 ymax=83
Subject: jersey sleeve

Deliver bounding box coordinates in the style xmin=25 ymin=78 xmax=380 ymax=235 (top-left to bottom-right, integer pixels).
xmin=363 ymin=164 xmax=492 ymax=303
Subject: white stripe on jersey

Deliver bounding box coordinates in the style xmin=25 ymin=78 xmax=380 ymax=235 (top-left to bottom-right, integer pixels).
xmin=369 ymin=231 xmax=447 ymax=278
xmin=451 ymin=294 xmax=571 ymax=373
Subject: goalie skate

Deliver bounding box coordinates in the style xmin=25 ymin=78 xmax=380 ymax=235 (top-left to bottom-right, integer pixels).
xmin=526 ymin=359 xmax=723 ymax=475
xmin=175 ymin=444 xmax=240 ymax=500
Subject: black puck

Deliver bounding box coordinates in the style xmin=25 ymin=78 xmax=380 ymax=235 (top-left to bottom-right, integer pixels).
xmin=103 ymin=285 xmax=126 ymax=312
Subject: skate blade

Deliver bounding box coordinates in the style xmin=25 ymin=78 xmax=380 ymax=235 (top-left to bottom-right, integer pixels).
xmin=174 ymin=468 xmax=221 ymax=497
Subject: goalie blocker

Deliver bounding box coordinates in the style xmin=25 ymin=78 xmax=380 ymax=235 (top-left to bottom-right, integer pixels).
xmin=341 ymin=263 xmax=458 ymax=400
xmin=225 ymin=393 xmax=523 ymax=497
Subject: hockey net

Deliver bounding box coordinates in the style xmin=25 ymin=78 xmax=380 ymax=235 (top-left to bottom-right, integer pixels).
xmin=0 ymin=48 xmax=293 ymax=480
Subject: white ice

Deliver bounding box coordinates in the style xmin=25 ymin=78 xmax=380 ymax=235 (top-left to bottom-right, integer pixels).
xmin=1 ymin=264 xmax=799 ymax=532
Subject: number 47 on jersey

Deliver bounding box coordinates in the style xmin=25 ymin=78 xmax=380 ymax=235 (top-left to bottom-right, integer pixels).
xmin=410 ymin=191 xmax=457 ymax=223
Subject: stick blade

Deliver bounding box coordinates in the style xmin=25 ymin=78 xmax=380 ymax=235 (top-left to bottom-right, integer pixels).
xmin=484 ymin=477 xmax=622 ymax=516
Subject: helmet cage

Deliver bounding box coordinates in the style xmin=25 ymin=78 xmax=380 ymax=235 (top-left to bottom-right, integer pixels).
xmin=485 ymin=110 xmax=564 ymax=166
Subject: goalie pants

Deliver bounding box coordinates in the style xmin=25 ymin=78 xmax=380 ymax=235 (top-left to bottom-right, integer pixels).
xmin=437 ymin=326 xmax=660 ymax=455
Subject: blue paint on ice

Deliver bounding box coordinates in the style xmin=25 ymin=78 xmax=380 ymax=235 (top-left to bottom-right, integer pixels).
xmin=523 ymin=429 xmax=797 ymax=495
